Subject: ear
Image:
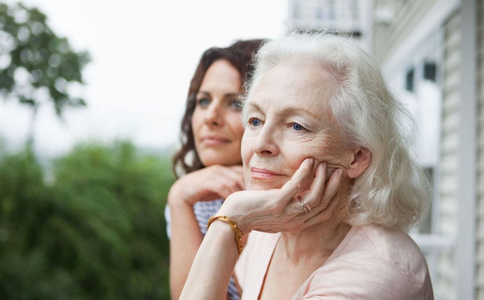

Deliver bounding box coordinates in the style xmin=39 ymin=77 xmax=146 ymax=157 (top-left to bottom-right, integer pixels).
xmin=346 ymin=147 xmax=372 ymax=179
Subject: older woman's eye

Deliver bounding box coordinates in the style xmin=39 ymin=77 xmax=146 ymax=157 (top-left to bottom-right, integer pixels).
xmin=197 ymin=98 xmax=210 ymax=107
xmin=291 ymin=122 xmax=306 ymax=131
xmin=248 ymin=117 xmax=262 ymax=127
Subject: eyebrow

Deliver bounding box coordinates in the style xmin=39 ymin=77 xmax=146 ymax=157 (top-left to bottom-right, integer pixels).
xmin=246 ymin=102 xmax=263 ymax=112
xmin=247 ymin=102 xmax=320 ymax=120
xmin=197 ymin=91 xmax=240 ymax=98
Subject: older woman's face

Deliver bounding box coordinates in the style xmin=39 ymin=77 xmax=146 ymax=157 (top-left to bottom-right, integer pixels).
xmin=241 ymin=58 xmax=349 ymax=191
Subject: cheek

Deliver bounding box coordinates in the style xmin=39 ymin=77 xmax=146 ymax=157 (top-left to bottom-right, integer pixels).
xmin=281 ymin=138 xmax=335 ymax=172
xmin=241 ymin=132 xmax=252 ymax=166
xmin=287 ymin=135 xmax=327 ymax=158
xmin=282 ymin=145 xmax=310 ymax=172
xmin=191 ymin=109 xmax=203 ymax=138
xmin=241 ymin=133 xmax=253 ymax=186
xmin=227 ymin=113 xmax=244 ymax=139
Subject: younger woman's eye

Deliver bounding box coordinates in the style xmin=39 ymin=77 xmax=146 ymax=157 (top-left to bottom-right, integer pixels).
xmin=291 ymin=122 xmax=306 ymax=131
xmin=230 ymin=99 xmax=243 ymax=110
xmin=197 ymin=98 xmax=210 ymax=107
xmin=248 ymin=117 xmax=262 ymax=127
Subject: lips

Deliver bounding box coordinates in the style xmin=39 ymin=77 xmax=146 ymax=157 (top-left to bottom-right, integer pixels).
xmin=250 ymin=167 xmax=283 ymax=179
xmin=201 ymin=136 xmax=231 ymax=146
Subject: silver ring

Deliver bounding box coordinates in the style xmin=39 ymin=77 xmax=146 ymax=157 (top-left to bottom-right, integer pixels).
xmin=298 ymin=196 xmax=311 ymax=214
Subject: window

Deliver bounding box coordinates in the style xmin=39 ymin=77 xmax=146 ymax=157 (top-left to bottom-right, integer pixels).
xmin=405 ymin=68 xmax=415 ymax=92
xmin=386 ymin=30 xmax=452 ymax=283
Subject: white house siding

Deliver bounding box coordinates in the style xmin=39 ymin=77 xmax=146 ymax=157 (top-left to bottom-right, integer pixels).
xmin=372 ymin=0 xmax=437 ymax=63
xmin=476 ymin=0 xmax=484 ymax=298
xmin=436 ymin=10 xmax=461 ymax=300
xmin=372 ymin=1 xmax=460 ymax=298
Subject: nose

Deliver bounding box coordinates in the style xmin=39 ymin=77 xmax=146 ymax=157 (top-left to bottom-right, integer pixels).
xmin=204 ymin=101 xmax=224 ymax=127
xmin=252 ymin=123 xmax=279 ymax=156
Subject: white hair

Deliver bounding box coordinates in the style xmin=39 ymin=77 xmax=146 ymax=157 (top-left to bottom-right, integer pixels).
xmin=243 ymin=33 xmax=430 ymax=229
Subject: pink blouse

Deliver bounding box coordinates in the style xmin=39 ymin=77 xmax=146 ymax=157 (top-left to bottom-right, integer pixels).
xmin=235 ymin=224 xmax=434 ymax=300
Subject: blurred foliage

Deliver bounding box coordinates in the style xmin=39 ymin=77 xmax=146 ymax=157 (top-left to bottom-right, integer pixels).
xmin=0 ymin=141 xmax=175 ymax=299
xmin=0 ymin=2 xmax=90 ymax=115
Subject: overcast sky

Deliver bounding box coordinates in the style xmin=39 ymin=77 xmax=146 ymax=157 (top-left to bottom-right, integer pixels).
xmin=0 ymin=0 xmax=288 ymax=157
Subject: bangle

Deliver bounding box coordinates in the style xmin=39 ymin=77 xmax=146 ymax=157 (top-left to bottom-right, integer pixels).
xmin=206 ymin=215 xmax=244 ymax=256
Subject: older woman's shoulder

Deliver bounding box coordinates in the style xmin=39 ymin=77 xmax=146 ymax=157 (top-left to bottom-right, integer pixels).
xmin=346 ymin=224 xmax=428 ymax=274
xmin=295 ymin=224 xmax=433 ymax=300
xmin=332 ymin=224 xmax=431 ymax=280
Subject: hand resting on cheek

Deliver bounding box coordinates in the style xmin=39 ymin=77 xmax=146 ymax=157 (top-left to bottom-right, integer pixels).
xmin=217 ymin=158 xmax=345 ymax=235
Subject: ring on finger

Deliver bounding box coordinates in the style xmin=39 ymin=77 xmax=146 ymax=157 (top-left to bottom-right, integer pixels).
xmin=297 ymin=196 xmax=311 ymax=214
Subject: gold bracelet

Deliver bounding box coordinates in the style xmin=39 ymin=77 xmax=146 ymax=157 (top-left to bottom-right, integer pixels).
xmin=206 ymin=215 xmax=244 ymax=256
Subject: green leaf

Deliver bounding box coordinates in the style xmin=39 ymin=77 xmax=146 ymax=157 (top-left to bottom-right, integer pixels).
xmin=0 ymin=2 xmax=90 ymax=119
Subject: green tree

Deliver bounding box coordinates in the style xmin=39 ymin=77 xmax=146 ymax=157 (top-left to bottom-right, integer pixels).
xmin=0 ymin=147 xmax=83 ymax=300
xmin=0 ymin=2 xmax=90 ymax=145
xmin=49 ymin=141 xmax=173 ymax=299
xmin=0 ymin=142 xmax=174 ymax=299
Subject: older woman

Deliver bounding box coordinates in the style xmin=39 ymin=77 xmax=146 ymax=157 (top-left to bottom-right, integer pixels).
xmin=180 ymin=33 xmax=434 ymax=300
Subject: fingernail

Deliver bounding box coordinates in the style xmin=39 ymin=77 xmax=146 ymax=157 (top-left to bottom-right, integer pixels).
xmin=306 ymin=158 xmax=314 ymax=165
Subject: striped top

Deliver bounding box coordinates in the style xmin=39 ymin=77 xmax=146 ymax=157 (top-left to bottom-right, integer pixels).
xmin=165 ymin=199 xmax=240 ymax=300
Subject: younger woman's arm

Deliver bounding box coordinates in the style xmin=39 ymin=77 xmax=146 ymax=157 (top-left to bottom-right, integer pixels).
xmin=167 ymin=165 xmax=245 ymax=299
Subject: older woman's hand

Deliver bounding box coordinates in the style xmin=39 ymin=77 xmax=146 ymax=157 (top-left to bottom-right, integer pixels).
xmin=217 ymin=158 xmax=344 ymax=235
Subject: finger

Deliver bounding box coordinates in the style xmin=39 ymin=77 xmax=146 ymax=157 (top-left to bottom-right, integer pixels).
xmin=284 ymin=196 xmax=308 ymax=216
xmin=303 ymin=189 xmax=341 ymax=226
xmin=217 ymin=166 xmax=245 ymax=190
xmin=326 ymin=162 xmax=347 ymax=179
xmin=207 ymin=166 xmax=245 ymax=192
xmin=298 ymin=158 xmax=321 ymax=193
xmin=218 ymin=175 xmax=245 ymax=195
xmin=201 ymin=174 xmax=239 ymax=199
xmin=218 ymin=168 xmax=245 ymax=191
xmin=229 ymin=165 xmax=244 ymax=173
xmin=290 ymin=167 xmax=343 ymax=218
xmin=226 ymin=167 xmax=246 ymax=190
xmin=306 ymin=162 xmax=327 ymax=206
xmin=311 ymin=159 xmax=321 ymax=176
xmin=202 ymin=175 xmax=242 ymax=200
xmin=284 ymin=162 xmax=326 ymax=215
xmin=321 ymin=168 xmax=344 ymax=207
xmin=306 ymin=167 xmax=343 ymax=209
xmin=199 ymin=191 xmax=224 ymax=201
xmin=215 ymin=184 xmax=237 ymax=199
xmin=277 ymin=158 xmax=314 ymax=204
xmin=201 ymin=183 xmax=233 ymax=200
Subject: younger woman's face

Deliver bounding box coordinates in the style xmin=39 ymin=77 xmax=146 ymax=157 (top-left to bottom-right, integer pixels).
xmin=192 ymin=59 xmax=245 ymax=167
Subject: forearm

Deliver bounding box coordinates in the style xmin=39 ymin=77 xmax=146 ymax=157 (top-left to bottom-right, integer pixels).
xmin=169 ymin=200 xmax=204 ymax=299
xmin=180 ymin=221 xmax=239 ymax=300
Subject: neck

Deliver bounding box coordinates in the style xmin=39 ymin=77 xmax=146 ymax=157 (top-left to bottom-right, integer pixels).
xmin=278 ymin=190 xmax=352 ymax=264
xmin=279 ymin=220 xmax=351 ymax=263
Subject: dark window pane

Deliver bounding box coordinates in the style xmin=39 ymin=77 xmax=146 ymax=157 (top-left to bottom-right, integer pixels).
xmin=424 ymin=62 xmax=437 ymax=82
xmin=406 ymin=68 xmax=415 ymax=92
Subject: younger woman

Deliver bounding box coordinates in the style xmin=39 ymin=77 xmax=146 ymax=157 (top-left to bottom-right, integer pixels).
xmin=165 ymin=39 xmax=264 ymax=300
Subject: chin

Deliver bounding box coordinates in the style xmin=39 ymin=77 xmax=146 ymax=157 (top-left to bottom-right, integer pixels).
xmin=201 ymin=155 xmax=240 ymax=167
xmin=247 ymin=178 xmax=287 ymax=191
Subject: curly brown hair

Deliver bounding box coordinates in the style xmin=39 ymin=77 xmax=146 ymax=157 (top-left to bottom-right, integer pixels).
xmin=172 ymin=39 xmax=265 ymax=178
